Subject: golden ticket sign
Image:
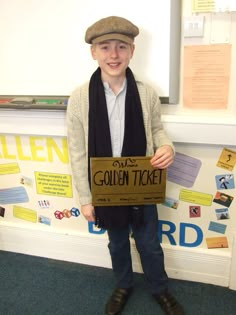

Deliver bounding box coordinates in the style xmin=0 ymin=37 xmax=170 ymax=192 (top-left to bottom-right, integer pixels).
xmin=90 ymin=157 xmax=166 ymax=206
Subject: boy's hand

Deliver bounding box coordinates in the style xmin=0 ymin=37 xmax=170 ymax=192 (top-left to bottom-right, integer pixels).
xmin=81 ymin=203 xmax=95 ymax=222
xmin=150 ymin=145 xmax=174 ymax=169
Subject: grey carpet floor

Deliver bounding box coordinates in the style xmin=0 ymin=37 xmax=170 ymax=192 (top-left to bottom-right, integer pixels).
xmin=0 ymin=250 xmax=235 ymax=315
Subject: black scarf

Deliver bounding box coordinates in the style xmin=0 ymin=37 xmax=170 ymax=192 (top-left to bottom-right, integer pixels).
xmin=88 ymin=67 xmax=146 ymax=230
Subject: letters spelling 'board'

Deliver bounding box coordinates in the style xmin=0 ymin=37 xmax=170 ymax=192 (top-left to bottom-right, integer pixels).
xmin=90 ymin=157 xmax=166 ymax=206
xmin=0 ymin=0 xmax=181 ymax=105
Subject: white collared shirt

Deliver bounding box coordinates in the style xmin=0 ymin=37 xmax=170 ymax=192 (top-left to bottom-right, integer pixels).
xmin=103 ymin=79 xmax=127 ymax=157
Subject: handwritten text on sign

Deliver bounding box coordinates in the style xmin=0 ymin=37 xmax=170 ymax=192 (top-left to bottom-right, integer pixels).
xmin=90 ymin=157 xmax=166 ymax=206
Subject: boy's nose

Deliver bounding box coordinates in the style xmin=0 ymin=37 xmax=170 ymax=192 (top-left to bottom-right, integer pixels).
xmin=110 ymin=48 xmax=118 ymax=57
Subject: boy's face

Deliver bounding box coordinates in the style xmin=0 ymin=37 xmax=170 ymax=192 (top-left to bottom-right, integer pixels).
xmin=90 ymin=40 xmax=135 ymax=81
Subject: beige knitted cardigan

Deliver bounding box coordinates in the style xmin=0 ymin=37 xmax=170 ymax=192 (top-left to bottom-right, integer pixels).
xmin=66 ymin=78 xmax=174 ymax=206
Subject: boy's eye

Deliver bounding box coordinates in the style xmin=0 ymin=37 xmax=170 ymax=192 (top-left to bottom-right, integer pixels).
xmin=100 ymin=45 xmax=108 ymax=50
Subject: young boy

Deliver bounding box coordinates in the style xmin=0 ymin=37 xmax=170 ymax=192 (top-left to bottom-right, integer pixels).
xmin=66 ymin=16 xmax=185 ymax=315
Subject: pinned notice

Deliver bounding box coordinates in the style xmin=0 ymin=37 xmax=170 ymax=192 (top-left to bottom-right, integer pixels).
xmin=90 ymin=157 xmax=166 ymax=206
xmin=167 ymin=152 xmax=201 ymax=188
xmin=13 ymin=205 xmax=37 ymax=223
xmin=0 ymin=186 xmax=29 ymax=204
xmin=216 ymin=148 xmax=236 ymax=171
xmin=183 ymin=44 xmax=231 ymax=109
xmin=192 ymin=0 xmax=236 ymax=13
xmin=0 ymin=163 xmax=20 ymax=175
xmin=35 ymin=172 xmax=72 ymax=198
xmin=192 ymin=0 xmax=215 ymax=13
xmin=179 ymin=189 xmax=212 ymax=206
xmin=206 ymin=236 xmax=228 ymax=249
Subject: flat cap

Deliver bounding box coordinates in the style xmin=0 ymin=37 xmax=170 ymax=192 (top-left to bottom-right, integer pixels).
xmin=85 ymin=16 xmax=139 ymax=44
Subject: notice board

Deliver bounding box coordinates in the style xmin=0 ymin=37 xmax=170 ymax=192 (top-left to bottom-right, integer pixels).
xmin=0 ymin=0 xmax=181 ymax=104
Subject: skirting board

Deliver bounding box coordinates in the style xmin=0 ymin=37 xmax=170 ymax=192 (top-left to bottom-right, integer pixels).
xmin=0 ymin=222 xmax=232 ymax=289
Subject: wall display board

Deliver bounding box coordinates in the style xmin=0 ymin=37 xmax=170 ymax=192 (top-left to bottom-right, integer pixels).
xmin=0 ymin=134 xmax=235 ymax=252
xmin=0 ymin=0 xmax=181 ymax=107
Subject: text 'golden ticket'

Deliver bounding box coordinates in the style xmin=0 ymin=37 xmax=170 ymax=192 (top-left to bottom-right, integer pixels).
xmin=90 ymin=157 xmax=166 ymax=206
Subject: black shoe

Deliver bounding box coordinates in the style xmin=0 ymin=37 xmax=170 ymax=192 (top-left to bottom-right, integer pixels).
xmin=105 ymin=287 xmax=133 ymax=315
xmin=153 ymin=291 xmax=185 ymax=315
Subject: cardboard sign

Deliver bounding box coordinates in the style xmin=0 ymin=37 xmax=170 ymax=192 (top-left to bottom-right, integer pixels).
xmin=90 ymin=157 xmax=166 ymax=206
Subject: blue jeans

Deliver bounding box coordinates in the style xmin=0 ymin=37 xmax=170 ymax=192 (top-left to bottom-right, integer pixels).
xmin=107 ymin=204 xmax=168 ymax=295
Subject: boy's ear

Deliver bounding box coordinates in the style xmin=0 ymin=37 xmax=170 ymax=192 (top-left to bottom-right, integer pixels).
xmin=90 ymin=45 xmax=97 ymax=60
xmin=131 ymin=44 xmax=135 ymax=58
